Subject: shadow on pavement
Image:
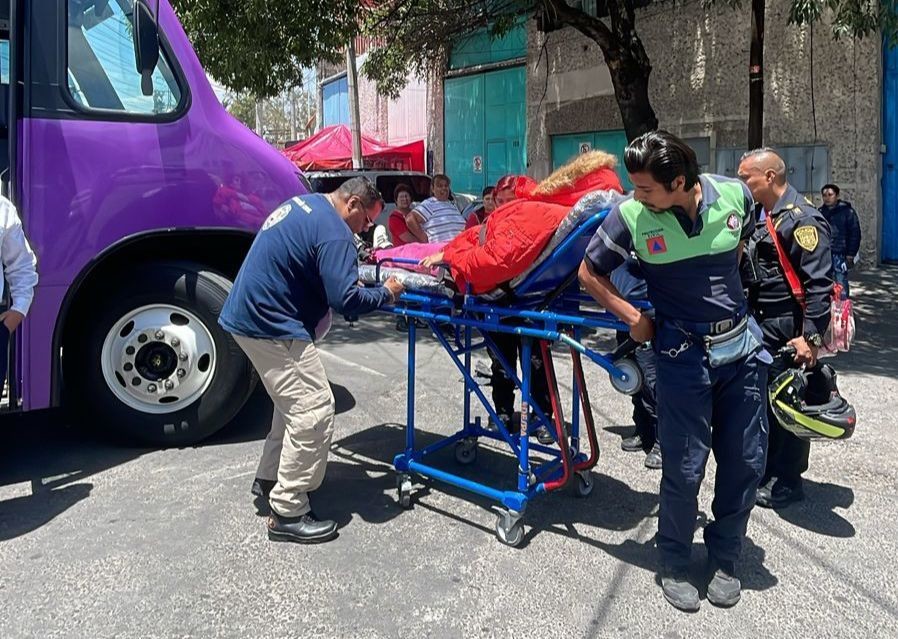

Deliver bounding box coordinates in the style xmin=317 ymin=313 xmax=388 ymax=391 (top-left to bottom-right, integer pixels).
xmin=0 ymin=379 xmax=360 ymax=541
xmin=766 ymin=479 xmax=856 ymax=538
xmin=334 ymin=423 xmax=659 ymax=536
xmin=0 ymin=410 xmax=133 ymax=542
xmin=834 ymin=265 xmax=898 ymax=377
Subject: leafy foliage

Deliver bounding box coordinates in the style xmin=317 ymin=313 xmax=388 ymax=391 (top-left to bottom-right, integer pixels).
xmin=172 ymin=0 xmax=358 ymax=98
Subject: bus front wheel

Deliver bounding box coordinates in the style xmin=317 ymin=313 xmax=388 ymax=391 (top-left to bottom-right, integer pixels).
xmin=66 ymin=261 xmax=256 ymax=446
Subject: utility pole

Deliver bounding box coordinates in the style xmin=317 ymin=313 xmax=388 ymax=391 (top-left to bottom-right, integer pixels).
xmin=290 ymin=88 xmax=297 ymax=141
xmin=346 ymin=38 xmax=364 ymax=169
xmin=747 ymin=0 xmax=764 ymax=149
xmin=254 ymin=99 xmax=263 ymax=137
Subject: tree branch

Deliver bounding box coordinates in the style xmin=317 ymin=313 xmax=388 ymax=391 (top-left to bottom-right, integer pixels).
xmin=541 ymin=0 xmax=618 ymax=51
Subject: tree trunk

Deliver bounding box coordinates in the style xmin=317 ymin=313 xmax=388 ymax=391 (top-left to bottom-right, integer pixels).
xmin=604 ymin=47 xmax=658 ymax=142
xmin=549 ymin=0 xmax=659 ymax=142
xmin=748 ymin=0 xmax=765 ymax=148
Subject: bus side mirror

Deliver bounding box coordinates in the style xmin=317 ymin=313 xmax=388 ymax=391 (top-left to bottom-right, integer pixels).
xmin=132 ymin=0 xmax=160 ymax=97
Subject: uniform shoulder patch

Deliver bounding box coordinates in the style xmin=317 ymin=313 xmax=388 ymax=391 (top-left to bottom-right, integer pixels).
xmin=261 ymin=203 xmax=292 ymax=230
xmin=793 ymin=225 xmax=819 ymax=251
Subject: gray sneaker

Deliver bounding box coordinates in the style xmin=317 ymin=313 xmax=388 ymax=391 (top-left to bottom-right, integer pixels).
xmin=661 ymin=567 xmax=700 ymax=612
xmin=707 ymin=560 xmax=741 ymax=607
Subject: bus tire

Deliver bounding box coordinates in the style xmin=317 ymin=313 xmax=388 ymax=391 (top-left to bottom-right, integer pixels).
xmin=66 ymin=261 xmax=256 ymax=446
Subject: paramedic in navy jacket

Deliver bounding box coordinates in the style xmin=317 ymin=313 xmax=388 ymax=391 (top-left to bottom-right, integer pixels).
xmin=220 ymin=177 xmax=404 ymax=544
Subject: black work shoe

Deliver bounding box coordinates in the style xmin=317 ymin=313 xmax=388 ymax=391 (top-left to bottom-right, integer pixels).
xmin=621 ymin=434 xmax=644 ymax=452
xmin=755 ymin=477 xmax=775 ymax=507
xmin=535 ymin=425 xmax=555 ymax=445
xmin=707 ymin=560 xmax=741 ymax=607
xmin=267 ymin=510 xmax=338 ymax=544
xmin=251 ymin=478 xmax=276 ymax=515
xmin=644 ymin=443 xmax=662 ymax=469
xmin=660 ymin=567 xmax=700 ymax=612
xmin=489 ymin=412 xmax=513 ymax=432
xmin=757 ymin=479 xmax=804 ymax=509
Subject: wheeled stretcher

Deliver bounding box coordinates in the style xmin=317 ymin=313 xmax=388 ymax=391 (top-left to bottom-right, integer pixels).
xmin=360 ymin=199 xmax=647 ymax=546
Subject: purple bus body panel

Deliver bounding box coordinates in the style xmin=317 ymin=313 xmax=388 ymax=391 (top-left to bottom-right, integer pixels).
xmin=18 ymin=1 xmax=305 ymax=410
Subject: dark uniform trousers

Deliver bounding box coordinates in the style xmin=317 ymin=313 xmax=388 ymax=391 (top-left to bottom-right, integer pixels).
xmin=755 ymin=305 xmax=811 ymax=487
xmin=489 ymin=331 xmax=552 ymax=420
xmin=653 ymin=318 xmax=768 ymax=571
xmin=616 ymin=331 xmax=658 ymax=448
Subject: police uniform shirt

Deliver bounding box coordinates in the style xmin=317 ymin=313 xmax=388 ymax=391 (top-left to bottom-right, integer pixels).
xmin=585 ymin=174 xmax=755 ymax=322
xmin=749 ymin=184 xmax=833 ymax=335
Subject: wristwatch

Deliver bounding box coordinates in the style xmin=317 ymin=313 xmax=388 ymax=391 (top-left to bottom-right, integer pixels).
xmin=804 ymin=332 xmax=824 ymax=348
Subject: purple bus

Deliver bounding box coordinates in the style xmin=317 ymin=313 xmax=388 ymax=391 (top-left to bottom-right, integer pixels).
xmin=4 ymin=0 xmax=306 ymax=444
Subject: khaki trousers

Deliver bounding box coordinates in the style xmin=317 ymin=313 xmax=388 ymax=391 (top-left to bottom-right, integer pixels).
xmin=233 ymin=335 xmax=335 ymax=517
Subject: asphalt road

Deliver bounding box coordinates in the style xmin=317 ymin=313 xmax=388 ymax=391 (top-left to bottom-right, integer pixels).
xmin=1 ymin=268 xmax=897 ymax=638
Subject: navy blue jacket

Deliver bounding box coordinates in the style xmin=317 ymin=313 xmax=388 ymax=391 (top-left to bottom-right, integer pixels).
xmin=219 ymin=194 xmax=391 ymax=341
xmin=818 ymin=200 xmax=861 ymax=257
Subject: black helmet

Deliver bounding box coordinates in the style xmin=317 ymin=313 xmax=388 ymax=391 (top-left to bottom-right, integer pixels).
xmin=769 ymin=364 xmax=856 ymax=440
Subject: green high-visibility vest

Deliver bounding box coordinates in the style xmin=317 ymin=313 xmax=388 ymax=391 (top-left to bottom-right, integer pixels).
xmin=619 ymin=176 xmax=746 ymax=265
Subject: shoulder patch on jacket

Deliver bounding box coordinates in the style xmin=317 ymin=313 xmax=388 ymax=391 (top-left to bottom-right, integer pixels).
xmin=794 ymin=225 xmax=819 ymax=252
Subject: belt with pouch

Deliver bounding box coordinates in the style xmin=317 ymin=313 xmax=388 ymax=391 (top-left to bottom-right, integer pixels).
xmin=701 ymin=315 xmax=749 ymax=347
xmin=669 ymin=310 xmax=747 ymax=337
xmin=660 ymin=314 xmax=753 ymax=365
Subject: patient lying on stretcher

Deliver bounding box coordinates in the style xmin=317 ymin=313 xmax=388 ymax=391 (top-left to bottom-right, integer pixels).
xmin=366 ymin=151 xmax=624 ymax=296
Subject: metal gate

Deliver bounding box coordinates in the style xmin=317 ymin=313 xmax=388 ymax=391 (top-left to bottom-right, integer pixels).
xmin=443 ymin=66 xmax=525 ymax=196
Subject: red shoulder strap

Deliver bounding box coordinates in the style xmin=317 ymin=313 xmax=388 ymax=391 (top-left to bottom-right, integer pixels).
xmin=765 ymin=214 xmax=806 ymax=309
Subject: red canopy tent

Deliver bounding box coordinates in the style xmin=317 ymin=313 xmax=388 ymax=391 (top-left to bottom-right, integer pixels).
xmin=283 ymin=124 xmax=425 ymax=172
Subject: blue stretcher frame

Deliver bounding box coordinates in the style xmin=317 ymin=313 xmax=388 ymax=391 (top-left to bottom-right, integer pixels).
xmin=373 ymin=207 xmax=647 ymax=544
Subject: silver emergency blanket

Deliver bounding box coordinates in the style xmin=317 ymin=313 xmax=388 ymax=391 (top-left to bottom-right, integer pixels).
xmin=358 ymin=264 xmax=456 ymax=297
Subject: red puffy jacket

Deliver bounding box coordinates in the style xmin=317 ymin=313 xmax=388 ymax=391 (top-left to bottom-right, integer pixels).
xmin=442 ymin=152 xmax=623 ymax=294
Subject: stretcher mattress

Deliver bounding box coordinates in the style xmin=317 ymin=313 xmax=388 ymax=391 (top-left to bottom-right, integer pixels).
xmin=357 ymin=188 xmax=623 ymax=299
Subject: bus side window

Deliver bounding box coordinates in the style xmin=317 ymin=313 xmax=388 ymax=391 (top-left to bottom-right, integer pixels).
xmin=66 ymin=0 xmax=182 ymax=116
xmin=0 ymin=37 xmax=9 ymax=195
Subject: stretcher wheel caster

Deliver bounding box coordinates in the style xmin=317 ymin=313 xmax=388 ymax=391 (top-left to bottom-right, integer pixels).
xmin=397 ymin=474 xmax=413 ymax=509
xmin=573 ymin=471 xmax=594 ymax=498
xmin=609 ymin=359 xmax=643 ymax=396
xmin=496 ymin=510 xmax=525 ymax=547
xmin=454 ymin=438 xmax=478 ymax=465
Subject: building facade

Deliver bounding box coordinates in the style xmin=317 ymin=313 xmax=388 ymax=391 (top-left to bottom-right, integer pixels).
xmin=430 ymin=2 xmax=887 ymax=262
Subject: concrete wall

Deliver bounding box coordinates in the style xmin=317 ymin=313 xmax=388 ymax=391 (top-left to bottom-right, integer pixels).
xmin=525 ymin=0 xmax=881 ymax=260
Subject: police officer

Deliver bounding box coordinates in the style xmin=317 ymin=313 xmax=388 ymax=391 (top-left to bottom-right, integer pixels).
xmin=580 ymin=131 xmax=769 ymax=612
xmin=738 ymin=149 xmax=833 ymax=509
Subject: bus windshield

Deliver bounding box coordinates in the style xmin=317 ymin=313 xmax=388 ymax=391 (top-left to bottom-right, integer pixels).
xmin=67 ymin=0 xmax=182 ymax=114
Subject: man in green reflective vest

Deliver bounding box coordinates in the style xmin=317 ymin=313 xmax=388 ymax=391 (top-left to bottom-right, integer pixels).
xmin=579 ymin=131 xmax=771 ymax=611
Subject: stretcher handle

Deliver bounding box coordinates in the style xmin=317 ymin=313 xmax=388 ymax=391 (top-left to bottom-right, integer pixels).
xmin=570 ymin=346 xmax=600 ymax=473
xmin=610 ymin=309 xmax=655 ymax=361
xmin=539 ymin=340 xmax=574 ymax=493
xmin=611 ymin=338 xmax=640 ymax=361
xmin=374 ymin=256 xmax=421 ymax=282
